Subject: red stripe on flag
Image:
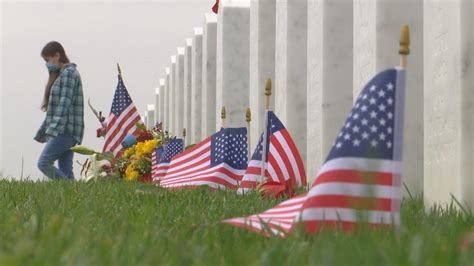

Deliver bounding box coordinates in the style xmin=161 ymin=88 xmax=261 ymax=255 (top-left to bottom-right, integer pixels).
xmin=279 ymin=129 xmax=306 ymax=186
xmin=171 ymin=137 xmax=211 ymax=161
xmin=108 ymin=114 xmax=141 ymax=154
xmin=302 ymin=195 xmax=395 ymax=212
xmin=270 ymin=133 xmax=297 ymax=183
xmin=268 ymin=154 xmax=286 ymax=184
xmin=103 ymin=107 xmax=137 ymax=151
xmin=313 ymin=170 xmax=394 ymax=186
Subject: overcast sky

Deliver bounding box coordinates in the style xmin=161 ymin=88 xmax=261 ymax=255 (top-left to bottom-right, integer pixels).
xmin=1 ymin=0 xmax=212 ymax=180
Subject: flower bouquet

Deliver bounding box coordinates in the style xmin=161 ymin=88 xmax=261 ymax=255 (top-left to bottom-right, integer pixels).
xmin=72 ymin=122 xmax=169 ymax=182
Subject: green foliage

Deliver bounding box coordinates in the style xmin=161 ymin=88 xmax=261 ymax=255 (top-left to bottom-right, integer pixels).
xmin=0 ymin=180 xmax=473 ymax=265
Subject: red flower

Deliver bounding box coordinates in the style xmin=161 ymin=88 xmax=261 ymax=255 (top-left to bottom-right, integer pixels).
xmin=138 ymin=173 xmax=152 ymax=183
xmin=137 ymin=131 xmax=154 ymax=142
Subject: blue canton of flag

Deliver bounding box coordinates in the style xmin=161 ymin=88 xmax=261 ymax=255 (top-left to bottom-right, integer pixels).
xmin=160 ymin=139 xmax=184 ymax=163
xmin=210 ymin=127 xmax=248 ymax=169
xmin=154 ymin=146 xmax=165 ymax=164
xmin=111 ymin=77 xmax=134 ymax=116
xmin=152 ymin=139 xmax=184 ymax=182
xmin=327 ymin=69 xmax=399 ymax=161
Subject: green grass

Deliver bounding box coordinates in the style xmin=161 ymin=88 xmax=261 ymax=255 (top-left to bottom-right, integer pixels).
xmin=0 ymin=180 xmax=473 ymax=265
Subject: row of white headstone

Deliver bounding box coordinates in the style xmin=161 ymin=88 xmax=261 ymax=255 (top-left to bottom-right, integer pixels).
xmin=144 ymin=0 xmax=474 ymax=210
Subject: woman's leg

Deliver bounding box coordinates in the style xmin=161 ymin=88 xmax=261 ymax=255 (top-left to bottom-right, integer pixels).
xmin=37 ymin=134 xmax=76 ymax=179
xmin=58 ymin=149 xmax=75 ymax=179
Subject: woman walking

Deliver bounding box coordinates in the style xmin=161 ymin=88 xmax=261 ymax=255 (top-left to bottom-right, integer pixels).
xmin=34 ymin=41 xmax=84 ymax=180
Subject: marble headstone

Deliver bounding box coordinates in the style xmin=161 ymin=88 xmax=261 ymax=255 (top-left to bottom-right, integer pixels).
xmin=169 ymin=56 xmax=176 ymax=135
xmin=155 ymin=87 xmax=160 ymax=126
xmin=249 ymin=0 xmax=276 ymax=150
xmin=192 ymin=27 xmax=204 ymax=143
xmin=184 ymin=39 xmax=193 ymax=145
xmin=175 ymin=48 xmax=185 ymax=136
xmin=424 ymin=0 xmax=474 ymax=209
xmin=306 ymin=0 xmax=354 ymax=183
xmin=202 ymin=13 xmax=218 ymax=137
xmin=146 ymin=104 xmax=155 ymax=129
xmin=216 ymin=0 xmax=251 ymax=128
xmin=164 ymin=68 xmax=170 ymax=132
xmin=158 ymin=79 xmax=165 ymax=125
xmin=275 ymin=0 xmax=308 ymax=167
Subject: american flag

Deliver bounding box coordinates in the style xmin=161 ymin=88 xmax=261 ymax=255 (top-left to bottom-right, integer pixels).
xmin=239 ymin=111 xmax=306 ymax=197
xmin=151 ymin=139 xmax=184 ymax=182
xmin=224 ymin=68 xmax=406 ymax=236
xmin=159 ymin=127 xmax=248 ymax=189
xmin=223 ymin=194 xmax=307 ymax=237
xmin=103 ymin=75 xmax=141 ymax=156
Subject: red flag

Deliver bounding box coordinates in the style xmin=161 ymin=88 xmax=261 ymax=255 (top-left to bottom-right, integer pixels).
xmin=212 ymin=0 xmax=219 ymax=14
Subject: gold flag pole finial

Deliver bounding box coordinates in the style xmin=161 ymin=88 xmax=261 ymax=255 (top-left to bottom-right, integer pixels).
xmin=265 ymin=79 xmax=272 ymax=110
xmin=221 ymin=106 xmax=226 ymax=128
xmin=182 ymin=128 xmax=186 ymax=138
xmin=246 ymin=107 xmax=251 ymax=123
xmin=399 ymin=25 xmax=410 ymax=68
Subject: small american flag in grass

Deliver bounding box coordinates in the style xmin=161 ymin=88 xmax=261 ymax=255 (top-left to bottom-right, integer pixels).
xmin=159 ymin=127 xmax=248 ymax=190
xmin=224 ymin=68 xmax=406 ymax=236
xmin=152 ymin=139 xmax=184 ymax=183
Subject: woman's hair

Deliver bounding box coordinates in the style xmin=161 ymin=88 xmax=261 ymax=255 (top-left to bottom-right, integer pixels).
xmin=40 ymin=41 xmax=70 ymax=111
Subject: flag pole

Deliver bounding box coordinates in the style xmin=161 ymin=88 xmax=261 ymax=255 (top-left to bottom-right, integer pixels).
xmin=182 ymin=128 xmax=186 ymax=151
xmin=260 ymin=79 xmax=272 ymax=182
xmin=117 ymin=63 xmax=123 ymax=79
xmin=246 ymin=107 xmax=251 ymax=162
xmin=221 ymin=106 xmax=226 ymax=128
xmin=399 ymin=25 xmax=410 ymax=68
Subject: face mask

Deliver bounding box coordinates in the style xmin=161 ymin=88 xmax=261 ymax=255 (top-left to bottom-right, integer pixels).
xmin=46 ymin=62 xmax=61 ymax=72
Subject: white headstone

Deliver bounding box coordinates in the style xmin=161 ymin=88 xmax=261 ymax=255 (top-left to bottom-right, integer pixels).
xmin=184 ymin=39 xmax=193 ymax=145
xmin=306 ymin=0 xmax=354 ymax=182
xmin=169 ymin=56 xmax=176 ymax=135
xmin=158 ymin=79 xmax=165 ymax=125
xmin=155 ymin=87 xmax=160 ymax=125
xmin=353 ymin=0 xmax=424 ymax=195
xmin=275 ymin=0 xmax=308 ymax=166
xmin=175 ymin=48 xmax=185 ymax=136
xmin=249 ymin=0 xmax=276 ymax=150
xmin=216 ymin=0 xmax=251 ymax=128
xmin=147 ymin=104 xmax=155 ymax=129
xmin=143 ymin=112 xmax=148 ymax=129
xmin=202 ymin=13 xmax=218 ymax=137
xmin=424 ymin=0 xmax=474 ymax=209
xmin=164 ymin=68 xmax=170 ymax=132
xmin=192 ymin=27 xmax=204 ymax=143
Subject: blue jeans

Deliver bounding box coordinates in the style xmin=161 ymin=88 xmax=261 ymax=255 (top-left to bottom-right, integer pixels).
xmin=37 ymin=134 xmax=76 ymax=180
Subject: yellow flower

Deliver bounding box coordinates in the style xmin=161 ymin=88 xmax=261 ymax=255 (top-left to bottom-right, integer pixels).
xmin=123 ymin=146 xmax=135 ymax=158
xmin=125 ymin=165 xmax=139 ymax=181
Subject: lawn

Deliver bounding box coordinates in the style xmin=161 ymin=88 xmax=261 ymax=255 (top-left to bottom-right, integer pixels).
xmin=0 ymin=180 xmax=473 ymax=265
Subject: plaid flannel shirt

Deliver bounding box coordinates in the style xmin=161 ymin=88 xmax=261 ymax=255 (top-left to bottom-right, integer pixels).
xmin=34 ymin=63 xmax=84 ymax=144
